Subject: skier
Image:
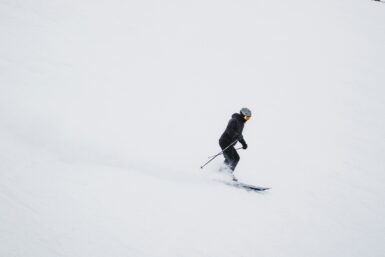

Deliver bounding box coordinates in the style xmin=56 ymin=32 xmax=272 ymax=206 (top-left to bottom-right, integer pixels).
xmin=219 ymin=108 xmax=251 ymax=178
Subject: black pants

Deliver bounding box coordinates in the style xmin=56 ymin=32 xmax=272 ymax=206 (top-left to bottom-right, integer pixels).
xmin=219 ymin=140 xmax=240 ymax=172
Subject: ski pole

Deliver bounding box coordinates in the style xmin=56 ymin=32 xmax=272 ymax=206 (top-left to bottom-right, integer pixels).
xmin=200 ymin=140 xmax=238 ymax=169
xmin=207 ymin=147 xmax=243 ymax=158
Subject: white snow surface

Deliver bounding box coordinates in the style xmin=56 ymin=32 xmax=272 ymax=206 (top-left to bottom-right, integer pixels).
xmin=1 ymin=0 xmax=385 ymax=256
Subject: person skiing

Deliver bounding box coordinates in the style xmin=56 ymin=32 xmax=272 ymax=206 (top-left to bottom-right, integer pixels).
xmin=219 ymin=108 xmax=251 ymax=176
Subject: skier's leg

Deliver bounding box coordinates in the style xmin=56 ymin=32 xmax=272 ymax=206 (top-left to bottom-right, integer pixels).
xmin=222 ymin=147 xmax=239 ymax=181
xmin=219 ymin=140 xmax=240 ymax=172
xmin=221 ymin=146 xmax=239 ymax=172
xmin=219 ymin=140 xmax=231 ymax=169
xmin=226 ymin=147 xmax=240 ymax=171
xmin=222 ymin=150 xmax=232 ymax=169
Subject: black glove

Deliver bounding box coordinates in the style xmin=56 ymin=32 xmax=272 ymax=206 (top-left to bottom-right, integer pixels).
xmin=242 ymin=143 xmax=248 ymax=150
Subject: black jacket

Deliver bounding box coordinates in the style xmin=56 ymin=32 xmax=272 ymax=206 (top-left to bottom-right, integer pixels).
xmin=219 ymin=113 xmax=247 ymax=146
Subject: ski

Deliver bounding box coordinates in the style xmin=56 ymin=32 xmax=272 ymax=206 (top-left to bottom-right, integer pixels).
xmin=225 ymin=181 xmax=271 ymax=192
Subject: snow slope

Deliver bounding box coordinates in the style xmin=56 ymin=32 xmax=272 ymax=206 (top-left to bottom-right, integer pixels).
xmin=1 ymin=0 xmax=385 ymax=256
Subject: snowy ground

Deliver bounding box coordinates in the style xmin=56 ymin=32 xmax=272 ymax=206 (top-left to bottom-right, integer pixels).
xmin=1 ymin=0 xmax=385 ymax=256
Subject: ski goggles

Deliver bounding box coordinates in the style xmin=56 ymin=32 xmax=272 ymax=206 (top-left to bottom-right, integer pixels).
xmin=245 ymin=116 xmax=251 ymax=121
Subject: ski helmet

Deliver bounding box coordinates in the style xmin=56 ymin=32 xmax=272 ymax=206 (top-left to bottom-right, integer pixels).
xmin=240 ymin=107 xmax=252 ymax=117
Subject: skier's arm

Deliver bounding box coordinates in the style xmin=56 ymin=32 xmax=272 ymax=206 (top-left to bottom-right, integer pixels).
xmin=238 ymin=136 xmax=248 ymax=149
xmin=228 ymin=120 xmax=247 ymax=149
xmin=227 ymin=120 xmax=242 ymax=141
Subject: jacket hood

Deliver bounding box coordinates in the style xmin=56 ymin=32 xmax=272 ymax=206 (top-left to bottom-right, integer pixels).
xmin=232 ymin=113 xmax=246 ymax=122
